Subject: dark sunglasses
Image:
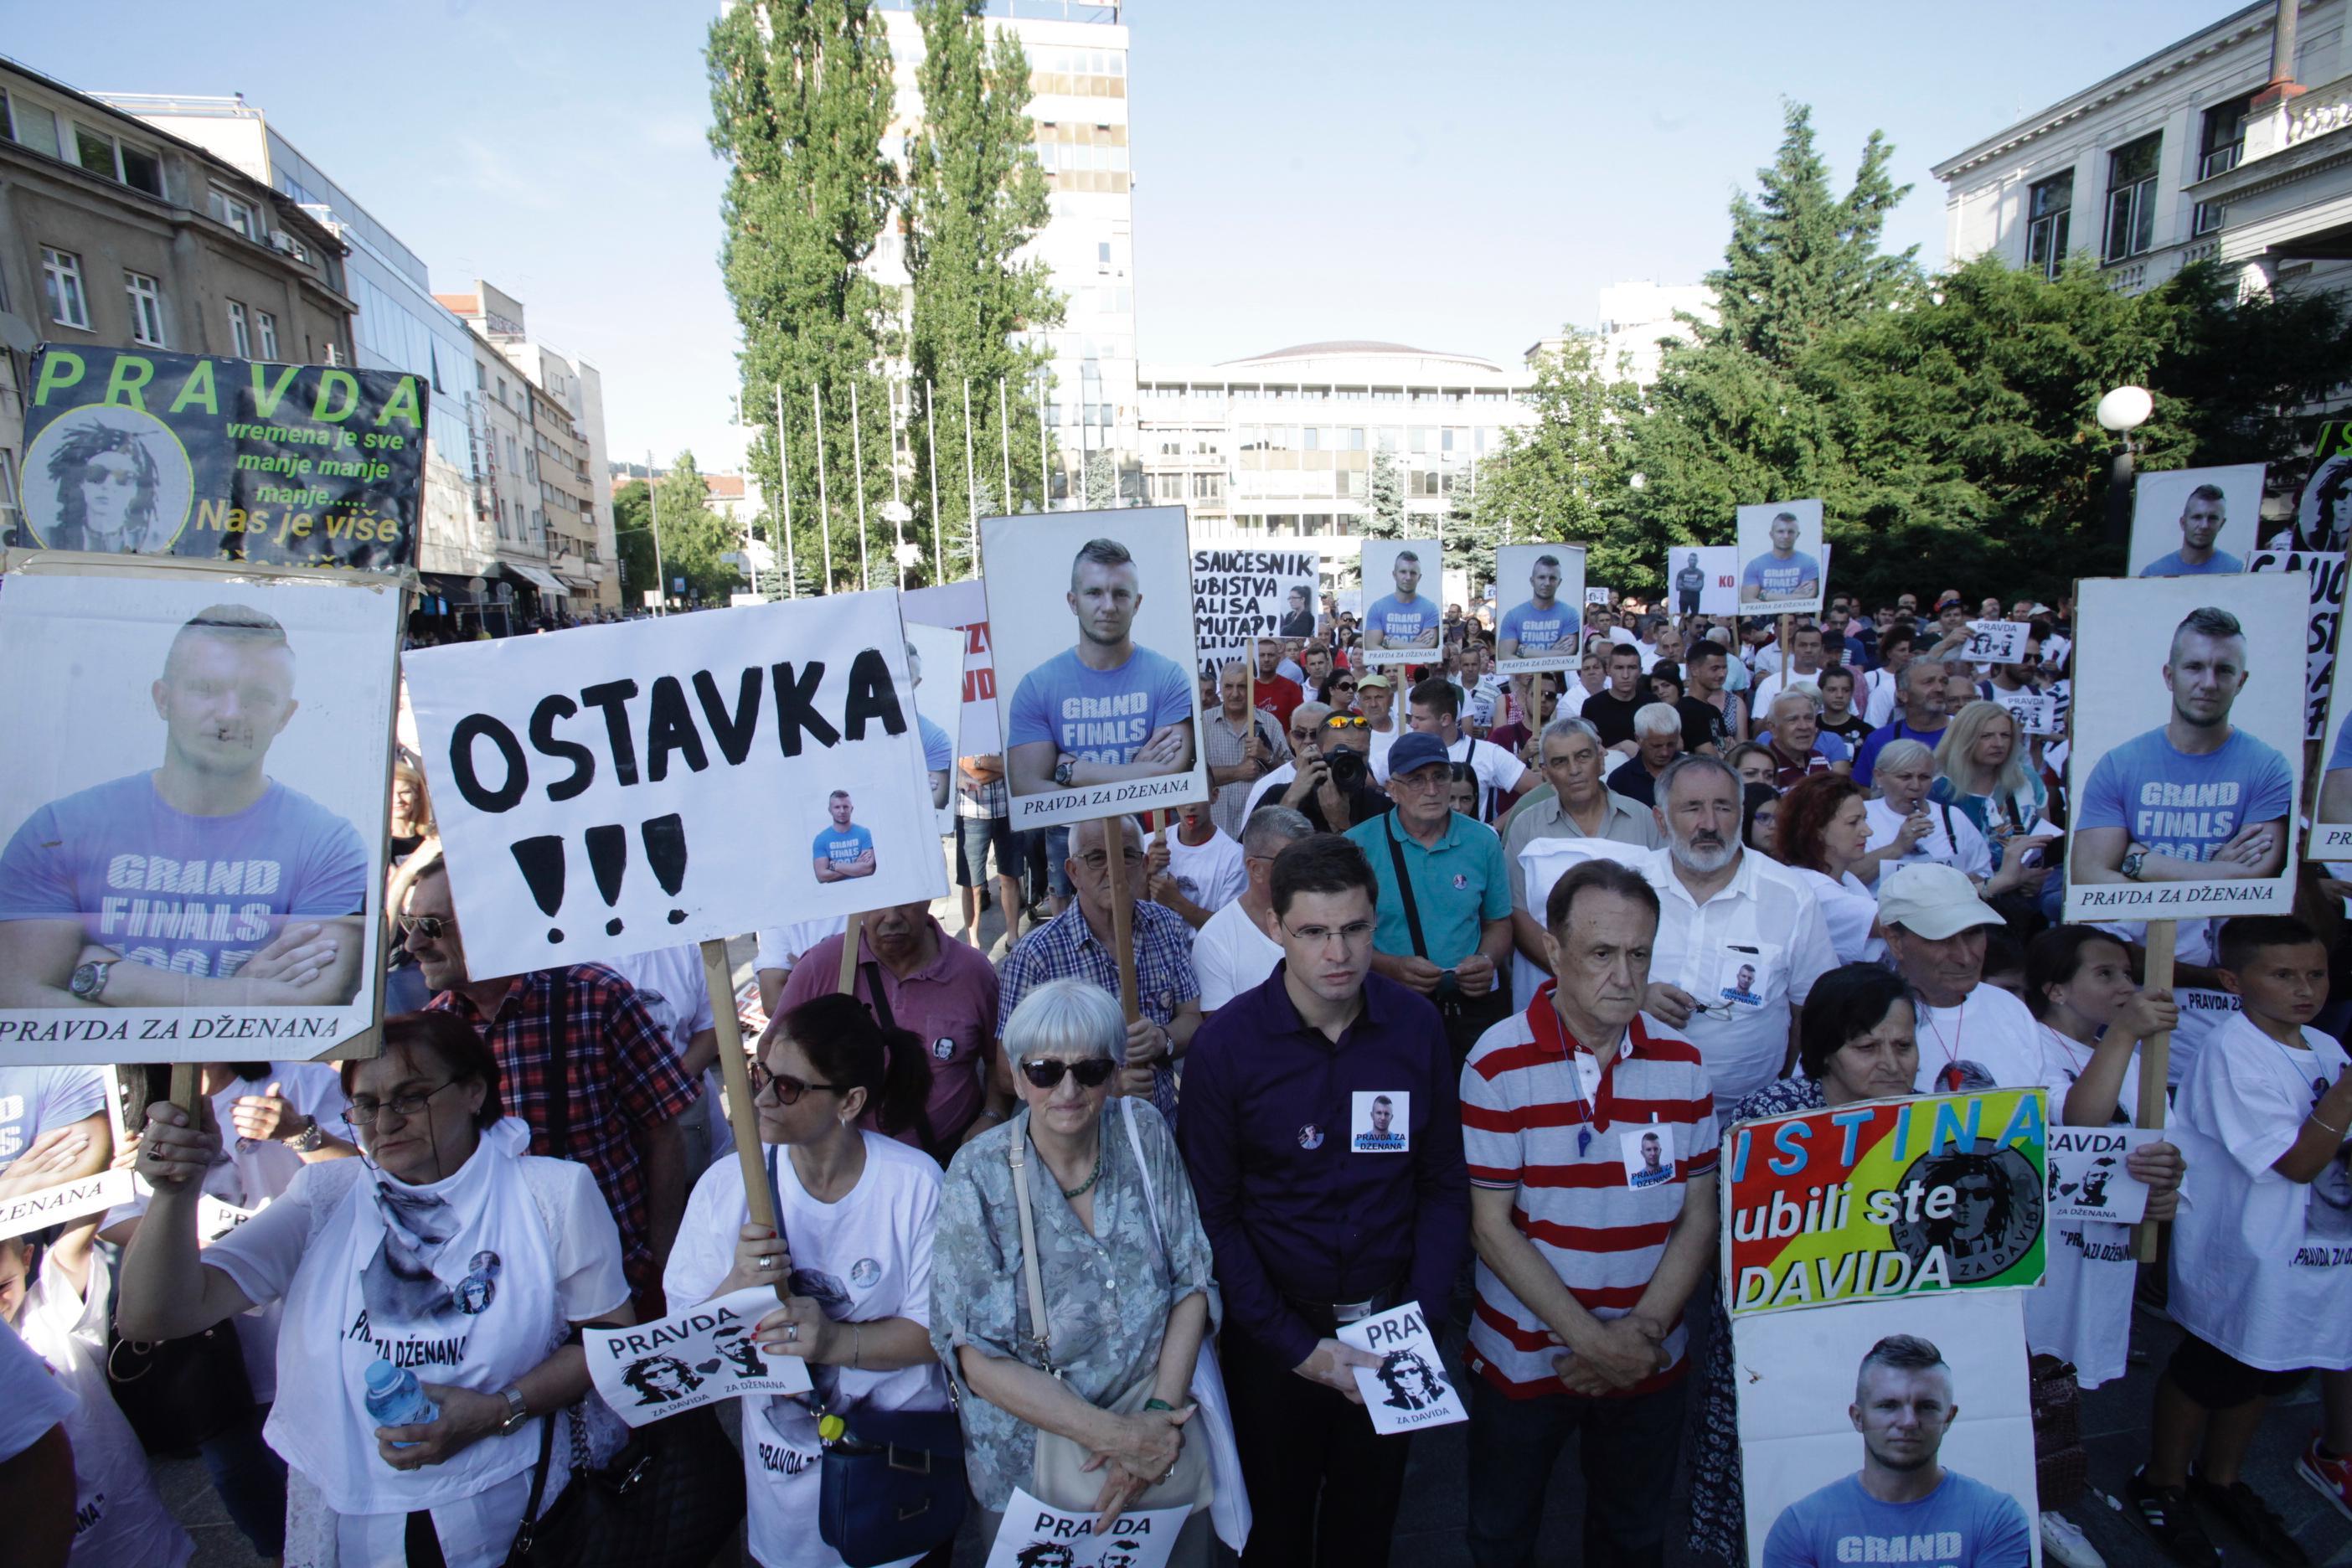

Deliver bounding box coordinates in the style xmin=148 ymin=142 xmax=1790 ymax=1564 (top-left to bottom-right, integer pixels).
xmin=397 ymin=914 xmax=448 ymax=941
xmin=1019 ymin=1057 xmax=1117 ymax=1091
xmin=750 ymin=1061 xmax=848 ymax=1105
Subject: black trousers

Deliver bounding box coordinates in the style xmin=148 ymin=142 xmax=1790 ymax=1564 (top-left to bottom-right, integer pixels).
xmin=1223 ymin=1323 xmax=1412 ymax=1568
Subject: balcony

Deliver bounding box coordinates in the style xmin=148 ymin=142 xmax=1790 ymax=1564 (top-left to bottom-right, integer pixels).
xmin=2177 ymin=72 xmax=2352 ymax=278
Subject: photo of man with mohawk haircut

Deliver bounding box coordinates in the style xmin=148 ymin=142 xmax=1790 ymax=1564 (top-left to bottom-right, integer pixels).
xmin=1004 ymin=535 xmax=1197 ymax=798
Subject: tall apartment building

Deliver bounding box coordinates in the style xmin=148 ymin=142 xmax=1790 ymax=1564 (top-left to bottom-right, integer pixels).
xmin=1932 ymin=0 xmax=2352 ymax=301
xmin=0 ymin=64 xmax=354 ymax=545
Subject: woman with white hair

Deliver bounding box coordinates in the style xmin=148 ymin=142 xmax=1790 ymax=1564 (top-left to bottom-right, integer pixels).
xmin=1929 ymin=699 xmax=2050 ymax=850
xmin=931 ymin=979 xmax=1225 ymax=1560
xmin=1865 ymin=738 xmax=2045 ymax=904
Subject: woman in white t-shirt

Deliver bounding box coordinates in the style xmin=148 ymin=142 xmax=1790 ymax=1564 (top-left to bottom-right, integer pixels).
xmin=1772 ymin=775 xmax=1888 ymax=966
xmin=1864 ymin=739 xmax=1994 ymax=887
xmin=100 ymin=1060 xmax=354 ymax=1560
xmin=117 ymin=1013 xmax=632 ymax=1568
xmin=663 ymin=990 xmax=952 ymax=1568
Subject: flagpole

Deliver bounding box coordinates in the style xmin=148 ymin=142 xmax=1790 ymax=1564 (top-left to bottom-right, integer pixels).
xmin=886 ymin=379 xmax=906 ymax=589
xmin=1036 ymin=369 xmax=1050 ymax=513
xmin=998 ymin=376 xmax=1014 ymax=516
xmin=812 ymin=386 xmax=833 ymax=594
xmin=849 ymin=378 xmax=871 ymax=591
xmin=775 ymin=384 xmax=796 ymax=599
xmin=962 ymin=377 xmax=978 ymax=545
xmin=926 ymin=379 xmax=943 ymax=580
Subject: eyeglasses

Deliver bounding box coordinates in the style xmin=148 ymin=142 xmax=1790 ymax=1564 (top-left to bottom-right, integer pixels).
xmin=1019 ymin=1057 xmax=1117 ymax=1091
xmin=396 ymin=914 xmax=448 ymax=941
xmin=343 ymin=1079 xmax=462 ymax=1134
xmin=1075 ymin=848 xmax=1146 ymax=872
xmin=1279 ymin=919 xmax=1375 ymax=948
xmin=750 ymin=1061 xmax=849 ymax=1105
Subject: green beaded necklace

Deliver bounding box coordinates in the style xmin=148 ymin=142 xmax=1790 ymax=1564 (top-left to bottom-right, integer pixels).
xmin=1060 ymin=1138 xmax=1105 ymax=1199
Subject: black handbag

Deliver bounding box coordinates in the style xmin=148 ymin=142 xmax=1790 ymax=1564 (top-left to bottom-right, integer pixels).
xmin=818 ymin=1404 xmax=968 ymax=1567
xmin=507 ymin=1402 xmax=745 ymax=1568
xmin=106 ymin=1317 xmax=255 ymax=1452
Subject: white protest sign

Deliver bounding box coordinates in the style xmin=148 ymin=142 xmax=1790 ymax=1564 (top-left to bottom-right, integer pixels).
xmin=585 ymin=1287 xmax=812 ymax=1425
xmin=1991 ymin=688 xmax=2059 ymax=737
xmin=905 ymin=622 xmax=965 ymax=833
xmin=1492 ymin=544 xmax=1588 ymax=676
xmin=0 ymin=1168 xmax=136 ymax=1242
xmin=1960 ymin=621 xmax=2030 ymax=666
xmin=1189 ymin=546 xmax=1319 ymax=679
xmin=1662 ymin=546 xmax=1738 ymax=616
xmin=1735 ymin=498 xmax=1827 ymax=617
xmin=900 ymin=579 xmax=997 ymax=756
xmin=407 ymin=591 xmax=947 ymax=977
xmin=983 ymin=1487 xmax=1191 ymax=1568
xmin=197 ymin=1193 xmax=260 ymax=1241
xmin=2046 ymin=1125 xmax=2153 ymax=1225
xmin=1338 ymin=1301 xmax=1467 ymax=1435
xmin=1584 ymin=585 xmax=1612 ymax=606
xmin=2248 ymin=549 xmax=2348 ymax=741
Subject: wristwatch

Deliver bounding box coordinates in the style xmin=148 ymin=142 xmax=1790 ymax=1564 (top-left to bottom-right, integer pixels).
xmin=495 ymin=1385 xmax=531 ymax=1436
xmin=283 ymin=1117 xmax=326 ymax=1153
xmin=2120 ymin=845 xmax=2148 ymax=882
xmin=69 ymin=960 xmax=111 ymax=1002
xmin=1053 ymin=756 xmax=1079 ymax=788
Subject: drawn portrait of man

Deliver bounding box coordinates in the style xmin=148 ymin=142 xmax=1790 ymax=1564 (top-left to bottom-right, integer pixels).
xmin=20 ymin=408 xmax=191 ymax=554
xmin=1376 ymin=1346 xmax=1447 ymax=1412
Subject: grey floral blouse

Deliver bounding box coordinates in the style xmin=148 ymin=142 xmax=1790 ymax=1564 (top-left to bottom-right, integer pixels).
xmin=930 ymin=1098 xmax=1221 ymax=1511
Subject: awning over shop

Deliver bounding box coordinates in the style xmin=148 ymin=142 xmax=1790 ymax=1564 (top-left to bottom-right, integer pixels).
xmin=502 ymin=561 xmax=569 ymax=596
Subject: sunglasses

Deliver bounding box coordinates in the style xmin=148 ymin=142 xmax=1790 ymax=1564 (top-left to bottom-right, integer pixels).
xmin=397 ymin=914 xmax=448 ymax=941
xmin=1322 ymin=714 xmax=1370 ymax=730
xmin=750 ymin=1061 xmax=848 ymax=1105
xmin=1019 ymin=1057 xmax=1117 ymax=1091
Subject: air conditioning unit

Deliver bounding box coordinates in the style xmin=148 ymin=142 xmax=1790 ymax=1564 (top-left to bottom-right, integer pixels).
xmin=268 ymin=231 xmax=299 ymax=255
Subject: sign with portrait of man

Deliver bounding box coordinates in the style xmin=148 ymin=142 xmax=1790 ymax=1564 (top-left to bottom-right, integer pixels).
xmin=2128 ymin=463 xmax=2264 ymax=579
xmin=1355 ymin=538 xmax=1446 ymax=668
xmin=1735 ymin=498 xmax=1826 ymax=618
xmin=1491 ymin=544 xmax=1588 ymax=676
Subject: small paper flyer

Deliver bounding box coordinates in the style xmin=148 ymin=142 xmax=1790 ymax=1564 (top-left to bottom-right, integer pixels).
xmin=2046 ymin=1126 xmax=2154 ymax=1225
xmin=1337 ymin=1301 xmax=1467 ymax=1435
xmin=983 ymin=1486 xmax=1192 ymax=1568
xmin=585 ymin=1287 xmax=812 ymax=1426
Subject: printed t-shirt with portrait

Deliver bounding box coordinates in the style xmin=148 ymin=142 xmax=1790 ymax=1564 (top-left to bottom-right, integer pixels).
xmin=1908 ymin=983 xmax=2045 ymax=1096
xmin=1364 ymin=593 xmax=1437 ymax=647
xmin=663 ymin=1135 xmax=947 ymax=1568
xmin=2076 ymin=727 xmax=2295 ymax=867
xmin=0 ymin=1065 xmax=109 ymax=1176
xmin=2024 ymin=1027 xmax=2143 ymax=1387
xmin=2170 ymin=1012 xmax=2352 ymax=1372
xmin=1498 ymin=599 xmax=1580 ymax=657
xmin=1164 ymin=828 xmax=1247 ymax=915
xmin=1005 ymin=645 xmax=1196 ymax=770
xmin=1741 ymin=550 xmax=1822 ymax=601
xmin=812 ymin=819 xmax=877 ymax=876
xmin=0 ymin=773 xmax=369 ymax=981
xmin=1761 ymin=1470 xmax=2031 ymax=1568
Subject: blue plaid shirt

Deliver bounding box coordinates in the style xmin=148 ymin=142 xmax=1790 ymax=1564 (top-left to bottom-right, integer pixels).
xmin=998 ymin=900 xmax=1199 ymax=1125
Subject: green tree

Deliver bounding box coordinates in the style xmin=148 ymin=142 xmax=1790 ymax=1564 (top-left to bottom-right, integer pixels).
xmin=1364 ymin=446 xmax=1406 ymax=542
xmin=649 ymin=451 xmax=742 ymax=604
xmin=1083 ymin=450 xmax=1117 ymax=508
xmin=708 ymin=1 xmax=899 ymax=595
xmin=903 ymin=0 xmax=1062 ymax=572
xmin=1467 ymin=333 xmax=1646 ymax=588
xmin=611 ymin=479 xmax=659 ymax=605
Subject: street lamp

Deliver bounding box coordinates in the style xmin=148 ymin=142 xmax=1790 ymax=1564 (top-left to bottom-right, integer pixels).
xmin=2097 ymin=386 xmax=2153 ymax=547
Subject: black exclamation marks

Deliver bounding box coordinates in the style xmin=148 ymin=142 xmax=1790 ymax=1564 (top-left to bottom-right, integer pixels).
xmin=585 ymin=824 xmax=628 ymax=936
xmin=511 ymin=836 xmax=567 ymax=944
xmin=642 ymin=813 xmax=689 ymax=924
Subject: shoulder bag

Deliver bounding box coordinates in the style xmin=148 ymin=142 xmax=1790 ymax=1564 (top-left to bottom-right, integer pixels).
xmin=1383 ymin=815 xmax=1512 ymax=1060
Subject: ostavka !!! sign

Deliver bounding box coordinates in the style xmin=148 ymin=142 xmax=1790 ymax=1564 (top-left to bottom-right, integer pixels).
xmin=1721 ymin=1089 xmax=2046 ymax=1318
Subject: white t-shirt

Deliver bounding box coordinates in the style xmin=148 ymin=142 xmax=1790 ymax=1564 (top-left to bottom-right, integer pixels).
xmin=663 ymin=1136 xmax=949 ymax=1568
xmin=1785 ymin=865 xmax=1885 ymax=966
xmin=1909 ymin=984 xmax=2043 ymax=1095
xmin=1750 ymin=666 xmax=1829 ymax=715
xmin=1193 ymin=899 xmax=1283 ymax=1012
xmin=606 ymin=945 xmax=717 ymax=1060
xmin=18 ymin=1255 xmax=193 ymax=1568
xmin=2025 ymin=1025 xmax=2143 ymax=1387
xmin=1864 ymin=796 xmax=1993 ymax=885
xmin=0 ymin=1066 xmax=110 ymax=1174
xmin=0 ymin=1318 xmax=73 ymax=1463
xmin=1437 ymin=735 xmax=1527 ymax=821
xmin=756 ymin=918 xmax=850 ymax=977
xmin=1239 ymin=763 xmax=1295 ymax=823
xmin=1163 ymin=828 xmax=1247 ymax=916
xmin=2170 ymin=1014 xmax=2352 ymax=1371
xmin=1863 ymin=668 xmax=1901 ymax=728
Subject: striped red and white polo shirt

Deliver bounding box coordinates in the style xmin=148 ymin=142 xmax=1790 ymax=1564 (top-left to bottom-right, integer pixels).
xmin=1460 ymin=983 xmax=1717 ymax=1399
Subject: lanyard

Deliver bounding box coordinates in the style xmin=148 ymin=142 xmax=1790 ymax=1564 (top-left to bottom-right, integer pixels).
xmin=1530 ymin=987 xmax=1622 ymax=1142
xmin=2039 ymin=1023 xmax=2092 ymax=1079
xmin=1921 ymin=998 xmax=1969 ymax=1092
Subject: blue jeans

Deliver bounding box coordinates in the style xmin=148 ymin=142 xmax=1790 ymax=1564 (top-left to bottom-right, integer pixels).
xmin=200 ymin=1400 xmax=286 ymax=1556
xmin=1044 ymin=823 xmax=1071 ymax=900
xmin=1466 ymin=1374 xmax=1684 ymax=1568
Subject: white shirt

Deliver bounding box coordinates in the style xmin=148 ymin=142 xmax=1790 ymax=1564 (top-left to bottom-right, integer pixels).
xmin=1749 ymin=665 xmax=1831 ymax=718
xmin=1908 ymin=984 xmax=2043 ymax=1095
xmin=1163 ymin=827 xmax=1247 ymax=916
xmin=1239 ymin=762 xmax=1295 ymax=823
xmin=756 ymin=917 xmax=850 ymax=976
xmin=1638 ymin=845 xmax=1839 ymax=1105
xmin=1513 ymin=836 xmax=1656 ymax=1019
xmin=1864 ymin=796 xmax=1993 ymax=885
xmin=606 ymin=946 xmax=717 ymax=1061
xmin=1193 ymin=898 xmax=1283 ymax=1012
xmin=664 ymin=1136 xmax=948 ymax=1568
xmin=2025 ymin=1024 xmax=2143 ymax=1387
xmin=2171 ymin=1013 xmax=2352 ymax=1371
xmin=1785 ymin=865 xmax=1885 ymax=966
xmin=1862 ymin=668 xmax=1901 ymax=728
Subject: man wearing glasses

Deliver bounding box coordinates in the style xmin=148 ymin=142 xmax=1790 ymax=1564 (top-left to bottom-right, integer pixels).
xmin=402 ymin=846 xmax=698 ymax=1315
xmin=1267 ymin=710 xmax=1393 ymax=834
xmin=998 ymin=815 xmax=1201 ymax=1126
xmin=1180 ymin=832 xmax=1467 ymax=1568
xmin=1238 ymin=701 xmax=1333 ymax=823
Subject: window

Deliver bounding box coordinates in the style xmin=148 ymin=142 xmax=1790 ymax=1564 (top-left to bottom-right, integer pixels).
xmin=4 ymin=91 xmax=60 ymax=159
xmin=255 ymin=310 xmax=278 ymax=360
xmin=0 ymin=448 xmax=20 ymax=538
xmin=1149 ymin=472 xmax=1183 ymax=502
xmin=226 ymin=300 xmax=252 ymax=357
xmin=2102 ymin=135 xmax=2161 ymax=264
xmin=123 ymin=271 xmax=164 ymax=346
xmin=72 ymin=123 xmax=162 ymax=196
xmin=41 ymin=249 xmax=89 ymax=329
xmin=1097 ymin=241 xmax=1112 ymax=273
xmin=2200 ymin=93 xmax=2255 ymax=179
xmin=2194 ymin=199 xmax=2228 ymax=237
xmin=2024 ymin=173 xmax=2072 ymax=279
xmin=209 ymin=186 xmax=264 ymax=243
xmin=1192 ymin=472 xmax=1223 ymax=502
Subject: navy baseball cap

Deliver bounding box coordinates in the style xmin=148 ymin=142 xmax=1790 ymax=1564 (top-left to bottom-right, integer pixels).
xmin=1388 ymin=731 xmax=1449 ymax=776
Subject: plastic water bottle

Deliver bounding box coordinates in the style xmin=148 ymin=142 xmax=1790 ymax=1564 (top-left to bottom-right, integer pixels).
xmin=363 ymin=1359 xmax=440 ymax=1451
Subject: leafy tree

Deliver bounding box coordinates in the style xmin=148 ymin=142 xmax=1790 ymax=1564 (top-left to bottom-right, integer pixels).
xmin=709 ymin=1 xmax=898 ymax=594
xmin=611 ymin=479 xmax=659 ymax=606
xmin=647 ymin=451 xmax=742 ymax=604
xmin=1466 ymin=333 xmax=1646 ymax=588
xmin=1083 ymin=450 xmax=1117 ymax=508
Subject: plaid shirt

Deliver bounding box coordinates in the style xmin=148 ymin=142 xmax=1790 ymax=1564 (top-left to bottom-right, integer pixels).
xmin=998 ymin=901 xmax=1199 ymax=1125
xmin=1199 ymin=707 xmax=1289 ymax=841
xmin=430 ymin=965 xmax=699 ymax=1292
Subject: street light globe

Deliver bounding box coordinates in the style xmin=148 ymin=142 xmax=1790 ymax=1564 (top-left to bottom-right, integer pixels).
xmin=2096 ymin=386 xmax=2153 ymax=433
xmin=1628 ymin=472 xmax=1647 ymax=490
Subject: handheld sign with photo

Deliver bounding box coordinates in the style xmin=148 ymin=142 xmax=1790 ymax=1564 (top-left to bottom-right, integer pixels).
xmin=1338 ymin=1302 xmax=1467 ymax=1435
xmin=2314 ymin=628 xmax=2352 ymax=856
xmin=1991 ymin=689 xmax=2060 ymax=738
xmin=1734 ymin=499 xmax=1826 ymax=617
xmin=978 ymin=508 xmax=1209 ymax=830
xmin=15 ymin=346 xmax=426 ymax=572
xmin=1190 ymin=546 xmax=1320 ymax=679
xmin=2282 ymin=422 xmax=2350 ymax=553
xmin=905 ymin=621 xmax=966 ymax=833
xmin=2061 ymin=572 xmax=2306 ymax=921
xmin=900 ymin=578 xmax=998 ymax=755
xmin=1356 ymin=538 xmax=1446 ymax=667
xmin=405 ymin=589 xmax=947 ymax=978
xmin=983 ymin=1488 xmax=1191 ymax=1568
xmin=2247 ymin=547 xmax=2347 ymax=741
xmin=2045 ymin=1125 xmax=2154 ymax=1225
xmin=2128 ymin=463 xmax=2263 ymax=578
xmin=0 ymin=564 xmax=399 ymax=1063
xmin=1490 ymin=544 xmax=1587 ymax=675
xmin=1662 ymin=545 xmax=1738 ymax=617
xmin=1958 ymin=622 xmax=2030 ymax=666
xmin=1584 ymin=585 xmax=1612 ymax=608
xmin=585 ymin=1287 xmax=812 ymax=1425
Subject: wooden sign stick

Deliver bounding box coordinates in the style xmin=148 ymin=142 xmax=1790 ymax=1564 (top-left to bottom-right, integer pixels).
xmin=699 ymin=937 xmax=779 ymax=1248
xmin=1101 ymin=817 xmax=1143 ymax=1100
xmin=2132 ymin=920 xmax=2177 ymax=1264
xmin=836 ymin=912 xmax=865 ymax=995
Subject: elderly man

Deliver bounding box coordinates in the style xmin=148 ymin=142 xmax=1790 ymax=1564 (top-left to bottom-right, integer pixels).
xmin=1240 ymin=700 xmax=1334 ymax=821
xmin=1351 ymin=730 xmax=1514 ymax=1061
xmin=1851 ymin=657 xmax=1951 ymax=788
xmin=1638 ymin=755 xmax=1838 ymax=1105
xmin=1203 ymin=659 xmax=1289 ymax=840
xmin=1606 ymin=702 xmax=1687 ymax=809
xmin=1879 ymin=863 xmax=2045 ymax=1092
xmin=1193 ymin=806 xmax=1314 ymax=1013
xmin=1758 ymin=687 xmax=1853 ymax=787
xmin=998 ymin=814 xmax=1201 ymax=1122
xmin=1504 ymin=716 xmax=1663 ymax=968
xmin=1400 ymin=676 xmax=1528 ymax=821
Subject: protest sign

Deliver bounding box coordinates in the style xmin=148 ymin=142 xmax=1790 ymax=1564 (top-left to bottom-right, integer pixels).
xmin=900 ymin=579 xmax=997 ymax=755
xmin=1338 ymin=1302 xmax=1466 ymax=1435
xmin=983 ymin=1488 xmax=1192 ymax=1568
xmin=14 ymin=346 xmax=426 ymax=572
xmin=979 ymin=508 xmax=1208 ymax=830
xmin=2128 ymin=462 xmax=2263 ymax=577
xmin=1735 ymin=498 xmax=1826 ymax=617
xmin=1958 ymin=621 xmax=2030 ymax=666
xmin=1722 ymin=1089 xmax=2046 ymax=1317
xmin=0 ymin=565 xmax=398 ymax=1063
xmin=196 ymin=1193 xmax=260 ymax=1241
xmin=1733 ymin=1291 xmax=2038 ymax=1568
xmin=1662 ymin=545 xmax=1737 ymax=617
xmin=2282 ymin=421 xmax=2351 ymax=553
xmin=2316 ymin=616 xmax=2352 ymax=854
xmin=2247 ymin=547 xmax=2347 ymax=740
xmin=905 ymin=622 xmax=965 ymax=833
xmin=406 ymin=590 xmax=946 ymax=977
xmin=0 ymin=1168 xmax=137 ymax=1243
xmin=1991 ymin=688 xmax=2059 ymax=738
xmin=2046 ymin=1125 xmax=2154 ymax=1225
xmin=586 ymin=1287 xmax=812 ymax=1425
xmin=1491 ymin=544 xmax=1587 ymax=676
xmin=1189 ymin=546 xmax=1319 ymax=679
xmin=1584 ymin=585 xmax=1612 ymax=607
xmin=1356 ymin=539 xmax=1445 ymax=667
xmin=2062 ymin=572 xmax=2305 ymax=921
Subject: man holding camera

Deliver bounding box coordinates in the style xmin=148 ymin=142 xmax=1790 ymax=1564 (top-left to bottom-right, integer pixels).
xmin=1277 ymin=710 xmax=1395 ymax=834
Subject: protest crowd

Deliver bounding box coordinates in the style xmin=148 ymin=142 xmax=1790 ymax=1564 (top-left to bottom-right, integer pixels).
xmin=11 ymin=544 xmax=2352 ymax=1568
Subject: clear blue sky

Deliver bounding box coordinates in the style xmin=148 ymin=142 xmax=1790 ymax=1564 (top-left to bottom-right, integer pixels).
xmin=11 ymin=0 xmax=2237 ymax=472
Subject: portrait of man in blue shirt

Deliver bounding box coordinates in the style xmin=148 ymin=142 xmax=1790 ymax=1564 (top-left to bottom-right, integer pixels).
xmin=1762 ymin=1334 xmax=2031 ymax=1567
xmin=1005 ymin=536 xmax=1196 ymax=797
xmin=1741 ymin=511 xmax=1822 ymax=606
xmin=905 ymin=637 xmax=955 ymax=810
xmin=1364 ymin=548 xmax=1441 ymax=652
xmin=2072 ymin=605 xmax=2293 ymax=888
xmin=2138 ymin=482 xmax=2245 ymax=577
xmin=810 ymin=790 xmax=877 ymax=882
xmin=1496 ymin=553 xmax=1581 ymax=662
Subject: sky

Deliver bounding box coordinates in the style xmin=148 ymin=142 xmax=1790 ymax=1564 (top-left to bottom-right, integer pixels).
xmin=12 ymin=0 xmax=2237 ymax=474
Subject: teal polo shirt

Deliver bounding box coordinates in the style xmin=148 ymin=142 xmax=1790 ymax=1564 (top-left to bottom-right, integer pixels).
xmin=1346 ymin=808 xmax=1511 ymax=969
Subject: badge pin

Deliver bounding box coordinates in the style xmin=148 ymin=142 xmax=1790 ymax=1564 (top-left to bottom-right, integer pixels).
xmin=931 ymin=1036 xmax=956 ymax=1060
xmin=1298 ymin=1125 xmax=1323 ymax=1150
xmin=1452 ymin=873 xmax=1469 ymax=890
